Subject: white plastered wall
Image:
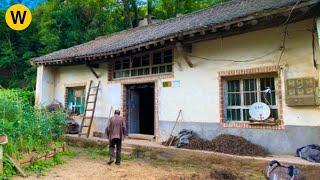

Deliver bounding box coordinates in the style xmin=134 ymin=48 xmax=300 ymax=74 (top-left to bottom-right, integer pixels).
xmin=159 ymin=19 xmax=320 ymax=126
xmin=53 ymin=63 xmax=122 ymax=118
xmin=35 ymin=19 xmax=320 ymax=130
xmin=35 ymin=65 xmax=55 ymax=106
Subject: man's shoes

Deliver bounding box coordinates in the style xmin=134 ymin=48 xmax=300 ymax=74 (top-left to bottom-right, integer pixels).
xmin=107 ymin=159 xmax=114 ymax=165
xmin=115 ymin=162 xmax=120 ymax=166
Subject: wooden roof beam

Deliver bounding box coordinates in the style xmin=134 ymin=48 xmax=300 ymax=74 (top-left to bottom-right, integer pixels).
xmin=176 ymin=42 xmax=193 ymax=68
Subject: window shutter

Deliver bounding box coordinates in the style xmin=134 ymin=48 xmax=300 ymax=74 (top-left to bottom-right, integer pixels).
xmin=66 ymin=88 xmax=74 ymax=108
xmin=80 ymin=96 xmax=85 ymax=114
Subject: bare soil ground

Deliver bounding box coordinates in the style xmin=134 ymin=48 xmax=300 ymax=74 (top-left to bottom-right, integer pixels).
xmin=13 ymin=146 xmax=320 ymax=180
xmin=14 ymin=148 xmax=212 ymax=180
xmin=16 ymin=157 xmax=207 ymax=180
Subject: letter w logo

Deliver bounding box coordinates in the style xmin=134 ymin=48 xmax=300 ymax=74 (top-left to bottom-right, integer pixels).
xmin=10 ymin=11 xmax=27 ymax=24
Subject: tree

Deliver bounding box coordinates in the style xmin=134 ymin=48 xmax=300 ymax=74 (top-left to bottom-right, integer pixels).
xmin=0 ymin=0 xmax=230 ymax=90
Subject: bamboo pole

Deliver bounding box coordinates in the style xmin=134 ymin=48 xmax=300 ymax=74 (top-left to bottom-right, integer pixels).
xmin=167 ymin=110 xmax=182 ymax=146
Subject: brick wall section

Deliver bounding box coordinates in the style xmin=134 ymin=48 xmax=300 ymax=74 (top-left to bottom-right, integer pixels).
xmin=218 ymin=65 xmax=285 ymax=130
xmin=107 ymin=61 xmax=114 ymax=81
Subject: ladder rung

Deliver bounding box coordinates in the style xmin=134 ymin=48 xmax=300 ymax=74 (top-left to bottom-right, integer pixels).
xmin=81 ymin=125 xmax=89 ymax=127
xmin=83 ymin=117 xmax=92 ymax=119
xmin=87 ymin=101 xmax=95 ymax=103
xmin=79 ymin=133 xmax=87 ymax=136
xmin=91 ymin=86 xmax=98 ymax=88
xmin=89 ymin=94 xmax=96 ymax=96
xmin=86 ymin=109 xmax=93 ymax=111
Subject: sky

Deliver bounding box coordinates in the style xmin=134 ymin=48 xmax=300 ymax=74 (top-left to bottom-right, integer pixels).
xmin=0 ymin=0 xmax=46 ymax=9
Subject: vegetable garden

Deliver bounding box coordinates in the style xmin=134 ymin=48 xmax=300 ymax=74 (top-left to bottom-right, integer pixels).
xmin=0 ymin=88 xmax=67 ymax=178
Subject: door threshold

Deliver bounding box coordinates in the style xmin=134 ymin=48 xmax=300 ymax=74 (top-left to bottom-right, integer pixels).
xmin=128 ymin=134 xmax=155 ymax=141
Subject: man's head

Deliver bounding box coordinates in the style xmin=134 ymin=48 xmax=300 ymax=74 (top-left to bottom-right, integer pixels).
xmin=114 ymin=110 xmax=121 ymax=115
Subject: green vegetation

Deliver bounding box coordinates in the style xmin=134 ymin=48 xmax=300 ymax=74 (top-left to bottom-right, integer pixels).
xmin=0 ymin=88 xmax=67 ymax=178
xmin=0 ymin=0 xmax=230 ymax=89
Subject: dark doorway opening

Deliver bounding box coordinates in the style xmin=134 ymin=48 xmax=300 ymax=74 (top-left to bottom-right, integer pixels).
xmin=126 ymin=83 xmax=154 ymax=135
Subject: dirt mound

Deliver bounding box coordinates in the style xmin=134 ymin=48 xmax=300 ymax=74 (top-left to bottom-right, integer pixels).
xmin=182 ymin=134 xmax=268 ymax=157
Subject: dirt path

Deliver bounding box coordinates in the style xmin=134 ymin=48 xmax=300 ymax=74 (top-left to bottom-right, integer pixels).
xmin=14 ymin=153 xmax=208 ymax=180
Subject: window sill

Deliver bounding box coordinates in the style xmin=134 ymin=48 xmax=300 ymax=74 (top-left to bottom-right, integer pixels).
xmin=220 ymin=122 xmax=284 ymax=130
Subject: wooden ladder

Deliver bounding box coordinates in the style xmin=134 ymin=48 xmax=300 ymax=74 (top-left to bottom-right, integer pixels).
xmin=78 ymin=80 xmax=100 ymax=138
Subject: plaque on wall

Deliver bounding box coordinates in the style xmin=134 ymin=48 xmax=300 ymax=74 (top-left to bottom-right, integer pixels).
xmin=285 ymin=77 xmax=317 ymax=106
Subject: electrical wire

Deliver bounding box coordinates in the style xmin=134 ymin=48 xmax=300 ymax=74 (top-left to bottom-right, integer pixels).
xmin=277 ymin=0 xmax=302 ymax=66
xmin=187 ymin=48 xmax=279 ymax=63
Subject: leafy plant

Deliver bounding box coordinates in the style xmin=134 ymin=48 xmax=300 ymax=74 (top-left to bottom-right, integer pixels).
xmin=0 ymin=89 xmax=67 ymax=178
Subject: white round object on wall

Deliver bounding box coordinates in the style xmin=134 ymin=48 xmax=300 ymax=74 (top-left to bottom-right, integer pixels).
xmin=249 ymin=102 xmax=271 ymax=121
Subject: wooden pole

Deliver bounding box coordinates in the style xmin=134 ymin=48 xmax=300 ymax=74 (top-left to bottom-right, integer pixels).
xmin=167 ymin=110 xmax=182 ymax=146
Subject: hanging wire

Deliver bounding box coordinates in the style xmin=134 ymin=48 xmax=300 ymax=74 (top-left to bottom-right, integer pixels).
xmin=187 ymin=48 xmax=279 ymax=63
xmin=277 ymin=0 xmax=302 ymax=66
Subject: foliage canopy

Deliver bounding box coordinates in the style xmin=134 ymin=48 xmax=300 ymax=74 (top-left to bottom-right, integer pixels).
xmin=0 ymin=0 xmax=229 ymax=89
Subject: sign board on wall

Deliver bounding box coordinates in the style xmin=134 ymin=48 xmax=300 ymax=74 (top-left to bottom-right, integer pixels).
xmin=285 ymin=77 xmax=317 ymax=106
xmin=163 ymin=80 xmax=180 ymax=88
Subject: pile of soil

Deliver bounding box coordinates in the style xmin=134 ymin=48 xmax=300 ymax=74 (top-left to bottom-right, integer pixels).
xmin=182 ymin=134 xmax=268 ymax=157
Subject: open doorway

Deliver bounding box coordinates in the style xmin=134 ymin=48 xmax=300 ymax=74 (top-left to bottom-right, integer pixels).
xmin=126 ymin=83 xmax=154 ymax=135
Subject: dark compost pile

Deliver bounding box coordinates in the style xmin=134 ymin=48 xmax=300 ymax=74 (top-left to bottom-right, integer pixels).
xmin=183 ymin=134 xmax=268 ymax=156
xmin=163 ymin=134 xmax=269 ymax=157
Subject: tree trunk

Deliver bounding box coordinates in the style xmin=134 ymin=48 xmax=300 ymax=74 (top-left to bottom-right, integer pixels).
xmin=122 ymin=0 xmax=133 ymax=28
xmin=147 ymin=0 xmax=152 ymax=24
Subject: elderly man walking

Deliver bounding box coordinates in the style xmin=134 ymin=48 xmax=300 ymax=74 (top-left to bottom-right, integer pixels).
xmin=106 ymin=110 xmax=126 ymax=165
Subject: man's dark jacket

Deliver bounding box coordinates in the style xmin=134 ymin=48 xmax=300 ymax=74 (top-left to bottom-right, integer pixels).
xmin=106 ymin=115 xmax=126 ymax=141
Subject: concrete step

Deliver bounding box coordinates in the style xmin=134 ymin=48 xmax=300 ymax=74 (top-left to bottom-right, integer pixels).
xmin=128 ymin=134 xmax=155 ymax=141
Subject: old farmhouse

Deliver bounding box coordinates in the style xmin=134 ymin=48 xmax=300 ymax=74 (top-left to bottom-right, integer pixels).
xmin=32 ymin=0 xmax=320 ymax=154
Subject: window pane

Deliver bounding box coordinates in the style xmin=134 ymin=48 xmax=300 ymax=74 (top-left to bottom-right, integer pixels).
xmin=159 ymin=66 xmax=166 ymax=73
xmin=152 ymin=67 xmax=158 ymax=74
xmin=243 ymin=109 xmax=250 ymax=121
xmin=131 ymin=69 xmax=137 ymax=76
xmin=270 ymin=109 xmax=278 ymax=119
xmin=144 ymin=68 xmax=150 ymax=75
xmin=228 ymin=80 xmax=240 ymax=92
xmin=167 ymin=65 xmax=172 ymax=72
xmin=228 ymin=93 xmax=240 ymax=106
xmin=132 ymin=57 xmax=141 ymax=68
xmin=153 ymin=52 xmax=162 ymax=64
xmin=115 ymin=61 xmax=121 ymax=70
xmin=138 ymin=69 xmax=144 ymax=76
xmin=244 ymin=92 xmax=257 ymax=105
xmin=113 ymin=71 xmax=122 ymax=78
xmin=244 ymin=79 xmax=256 ymax=91
xmin=164 ymin=50 xmax=173 ymax=63
xmin=123 ymin=70 xmax=130 ymax=77
xmin=123 ymin=59 xmax=130 ymax=69
xmin=260 ymin=77 xmax=275 ymax=90
xmin=227 ymin=109 xmax=241 ymax=121
xmin=260 ymin=77 xmax=276 ymax=105
xmin=141 ymin=55 xmax=150 ymax=66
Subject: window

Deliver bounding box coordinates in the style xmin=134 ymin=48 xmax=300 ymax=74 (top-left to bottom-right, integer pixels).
xmin=112 ymin=49 xmax=173 ymax=79
xmin=66 ymin=87 xmax=86 ymax=115
xmin=225 ymin=76 xmax=278 ymax=121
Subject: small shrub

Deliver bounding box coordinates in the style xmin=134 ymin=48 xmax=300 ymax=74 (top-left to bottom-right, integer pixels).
xmin=0 ymin=88 xmax=67 ymax=177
